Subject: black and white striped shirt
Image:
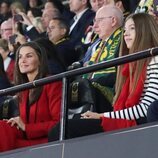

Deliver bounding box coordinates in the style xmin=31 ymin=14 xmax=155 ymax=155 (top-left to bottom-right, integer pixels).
xmin=103 ymin=56 xmax=158 ymax=120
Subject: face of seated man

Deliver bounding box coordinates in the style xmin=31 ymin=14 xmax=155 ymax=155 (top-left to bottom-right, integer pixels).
xmin=0 ymin=19 xmax=13 ymax=40
xmin=93 ymin=5 xmax=123 ymax=40
xmin=47 ymin=19 xmax=67 ymax=44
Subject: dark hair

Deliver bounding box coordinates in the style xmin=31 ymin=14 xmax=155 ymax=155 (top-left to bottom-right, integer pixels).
xmin=28 ymin=7 xmax=42 ymax=17
xmin=14 ymin=41 xmax=49 ymax=104
xmin=52 ymin=17 xmax=70 ymax=36
xmin=86 ymin=0 xmax=91 ymax=9
xmin=114 ymin=0 xmax=130 ymax=12
xmin=46 ymin=0 xmax=65 ymax=13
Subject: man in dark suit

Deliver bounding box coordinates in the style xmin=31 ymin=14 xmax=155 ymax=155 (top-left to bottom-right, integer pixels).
xmin=47 ymin=17 xmax=79 ymax=69
xmin=69 ymin=0 xmax=95 ymax=49
xmin=0 ymin=0 xmax=12 ymax=25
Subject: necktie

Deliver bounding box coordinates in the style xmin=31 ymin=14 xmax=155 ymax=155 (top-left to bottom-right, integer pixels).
xmin=83 ymin=39 xmax=101 ymax=63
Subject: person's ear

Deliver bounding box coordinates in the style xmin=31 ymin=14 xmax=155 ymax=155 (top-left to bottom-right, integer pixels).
xmin=111 ymin=16 xmax=117 ymax=27
xmin=115 ymin=1 xmax=122 ymax=9
xmin=61 ymin=28 xmax=67 ymax=36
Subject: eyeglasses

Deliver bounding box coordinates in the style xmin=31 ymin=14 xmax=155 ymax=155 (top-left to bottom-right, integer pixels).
xmin=1 ymin=28 xmax=12 ymax=31
xmin=93 ymin=16 xmax=112 ymax=23
xmin=1 ymin=28 xmax=12 ymax=33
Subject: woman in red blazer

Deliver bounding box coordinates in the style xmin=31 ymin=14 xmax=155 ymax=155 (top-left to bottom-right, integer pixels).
xmin=0 ymin=41 xmax=62 ymax=152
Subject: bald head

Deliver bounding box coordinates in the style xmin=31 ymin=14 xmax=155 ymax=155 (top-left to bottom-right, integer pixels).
xmin=97 ymin=4 xmax=123 ymax=27
xmin=93 ymin=5 xmax=123 ymax=40
xmin=0 ymin=19 xmax=13 ymax=40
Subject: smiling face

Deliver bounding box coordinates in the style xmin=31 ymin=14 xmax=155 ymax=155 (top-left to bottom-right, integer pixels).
xmin=124 ymin=18 xmax=136 ymax=49
xmin=18 ymin=46 xmax=40 ymax=81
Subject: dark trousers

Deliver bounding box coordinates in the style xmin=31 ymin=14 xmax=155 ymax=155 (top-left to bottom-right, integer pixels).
xmin=48 ymin=119 xmax=103 ymax=142
xmin=147 ymin=100 xmax=158 ymax=122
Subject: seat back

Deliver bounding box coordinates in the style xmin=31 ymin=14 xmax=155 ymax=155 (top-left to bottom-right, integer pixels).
xmin=68 ymin=78 xmax=96 ymax=119
xmin=0 ymin=96 xmax=19 ymax=119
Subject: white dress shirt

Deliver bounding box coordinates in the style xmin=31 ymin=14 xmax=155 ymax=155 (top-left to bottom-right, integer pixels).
xmin=69 ymin=8 xmax=88 ymax=34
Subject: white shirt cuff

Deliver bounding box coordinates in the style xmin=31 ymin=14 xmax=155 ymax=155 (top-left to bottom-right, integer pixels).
xmin=26 ymin=25 xmax=34 ymax=31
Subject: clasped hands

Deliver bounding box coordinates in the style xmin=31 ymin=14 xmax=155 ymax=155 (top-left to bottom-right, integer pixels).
xmin=4 ymin=116 xmax=25 ymax=131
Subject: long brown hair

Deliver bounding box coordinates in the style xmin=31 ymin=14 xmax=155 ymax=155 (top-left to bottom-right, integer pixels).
xmin=113 ymin=13 xmax=158 ymax=104
xmin=14 ymin=41 xmax=49 ymax=105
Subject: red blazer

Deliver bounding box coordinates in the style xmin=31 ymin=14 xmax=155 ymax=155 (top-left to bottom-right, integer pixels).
xmin=101 ymin=117 xmax=136 ymax=132
xmin=19 ymin=81 xmax=62 ymax=140
xmin=0 ymin=81 xmax=62 ymax=151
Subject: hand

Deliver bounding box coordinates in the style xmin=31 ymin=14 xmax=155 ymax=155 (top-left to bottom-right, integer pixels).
xmin=8 ymin=42 xmax=15 ymax=52
xmin=81 ymin=111 xmax=103 ymax=119
xmin=16 ymin=33 xmax=27 ymax=44
xmin=7 ymin=116 xmax=26 ymax=131
xmin=18 ymin=12 xmax=33 ymax=26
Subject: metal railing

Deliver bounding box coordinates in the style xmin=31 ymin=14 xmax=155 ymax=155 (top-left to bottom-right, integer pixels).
xmin=0 ymin=47 xmax=158 ymax=140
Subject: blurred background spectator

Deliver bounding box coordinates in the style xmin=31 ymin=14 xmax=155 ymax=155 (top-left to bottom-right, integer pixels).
xmin=0 ymin=0 xmax=12 ymax=25
xmin=0 ymin=53 xmax=11 ymax=104
xmin=44 ymin=0 xmax=74 ymax=24
xmin=0 ymin=38 xmax=15 ymax=83
xmin=0 ymin=18 xmax=13 ymax=40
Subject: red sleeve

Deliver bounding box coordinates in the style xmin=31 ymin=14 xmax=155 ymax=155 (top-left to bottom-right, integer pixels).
xmin=101 ymin=117 xmax=137 ymax=132
xmin=25 ymin=81 xmax=62 ymax=139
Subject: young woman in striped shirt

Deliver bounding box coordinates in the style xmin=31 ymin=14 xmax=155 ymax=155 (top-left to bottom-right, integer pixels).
xmin=49 ymin=12 xmax=158 ymax=141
